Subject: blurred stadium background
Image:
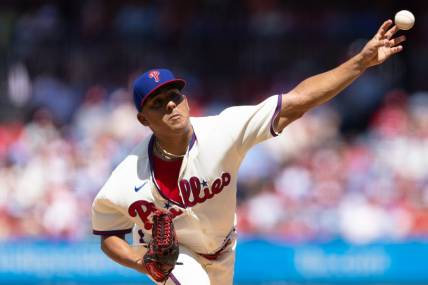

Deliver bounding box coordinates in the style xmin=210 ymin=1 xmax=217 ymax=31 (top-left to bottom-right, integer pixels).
xmin=1 ymin=0 xmax=428 ymax=284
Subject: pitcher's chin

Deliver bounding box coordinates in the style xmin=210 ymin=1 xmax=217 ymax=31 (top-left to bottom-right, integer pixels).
xmin=168 ymin=121 xmax=191 ymax=135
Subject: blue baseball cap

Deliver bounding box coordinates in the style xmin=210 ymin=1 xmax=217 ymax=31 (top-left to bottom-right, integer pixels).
xmin=133 ymin=68 xmax=186 ymax=112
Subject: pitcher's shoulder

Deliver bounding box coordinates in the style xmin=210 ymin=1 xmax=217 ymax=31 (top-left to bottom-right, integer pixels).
xmin=129 ymin=135 xmax=152 ymax=158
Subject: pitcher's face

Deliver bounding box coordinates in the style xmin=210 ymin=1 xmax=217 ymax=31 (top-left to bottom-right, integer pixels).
xmin=138 ymin=88 xmax=191 ymax=136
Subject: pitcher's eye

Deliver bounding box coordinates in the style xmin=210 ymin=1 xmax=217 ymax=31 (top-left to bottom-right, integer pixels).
xmin=151 ymin=98 xmax=163 ymax=109
xmin=170 ymin=92 xmax=183 ymax=104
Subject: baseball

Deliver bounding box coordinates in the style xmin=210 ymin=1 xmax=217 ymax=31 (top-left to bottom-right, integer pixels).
xmin=394 ymin=10 xmax=415 ymax=30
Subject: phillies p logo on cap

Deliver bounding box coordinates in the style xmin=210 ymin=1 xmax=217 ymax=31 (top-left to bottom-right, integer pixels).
xmin=148 ymin=70 xmax=160 ymax=83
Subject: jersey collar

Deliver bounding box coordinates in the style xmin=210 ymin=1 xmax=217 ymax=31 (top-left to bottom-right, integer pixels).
xmin=147 ymin=131 xmax=197 ymax=208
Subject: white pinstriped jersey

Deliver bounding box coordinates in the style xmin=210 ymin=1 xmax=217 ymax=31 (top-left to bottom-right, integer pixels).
xmin=92 ymin=95 xmax=282 ymax=254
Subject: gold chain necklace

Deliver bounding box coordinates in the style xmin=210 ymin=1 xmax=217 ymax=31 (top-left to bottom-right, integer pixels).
xmin=154 ymin=139 xmax=185 ymax=160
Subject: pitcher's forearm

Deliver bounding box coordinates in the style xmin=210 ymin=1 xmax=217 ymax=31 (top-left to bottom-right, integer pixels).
xmin=101 ymin=235 xmax=148 ymax=274
xmin=284 ymin=53 xmax=367 ymax=114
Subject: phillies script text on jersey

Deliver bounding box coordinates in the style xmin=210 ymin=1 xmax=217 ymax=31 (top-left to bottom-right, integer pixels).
xmin=128 ymin=172 xmax=231 ymax=230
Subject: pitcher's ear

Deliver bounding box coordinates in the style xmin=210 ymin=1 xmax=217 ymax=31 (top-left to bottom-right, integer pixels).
xmin=137 ymin=112 xmax=149 ymax=126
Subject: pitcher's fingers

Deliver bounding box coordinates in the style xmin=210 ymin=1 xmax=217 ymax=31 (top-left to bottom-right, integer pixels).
xmin=390 ymin=35 xmax=406 ymax=46
xmin=385 ymin=25 xmax=399 ymax=39
xmin=374 ymin=39 xmax=389 ymax=48
xmin=377 ymin=19 xmax=393 ymax=37
xmin=390 ymin=45 xmax=403 ymax=55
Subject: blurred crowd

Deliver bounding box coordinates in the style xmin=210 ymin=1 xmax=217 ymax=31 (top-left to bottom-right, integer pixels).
xmin=0 ymin=0 xmax=428 ymax=243
xmin=1 ymin=87 xmax=428 ymax=243
xmin=238 ymin=90 xmax=428 ymax=244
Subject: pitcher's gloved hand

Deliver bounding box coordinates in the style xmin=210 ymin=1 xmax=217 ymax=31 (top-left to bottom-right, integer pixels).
xmin=143 ymin=210 xmax=179 ymax=282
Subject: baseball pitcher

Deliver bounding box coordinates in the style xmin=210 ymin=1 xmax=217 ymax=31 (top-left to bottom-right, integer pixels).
xmin=92 ymin=20 xmax=406 ymax=284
